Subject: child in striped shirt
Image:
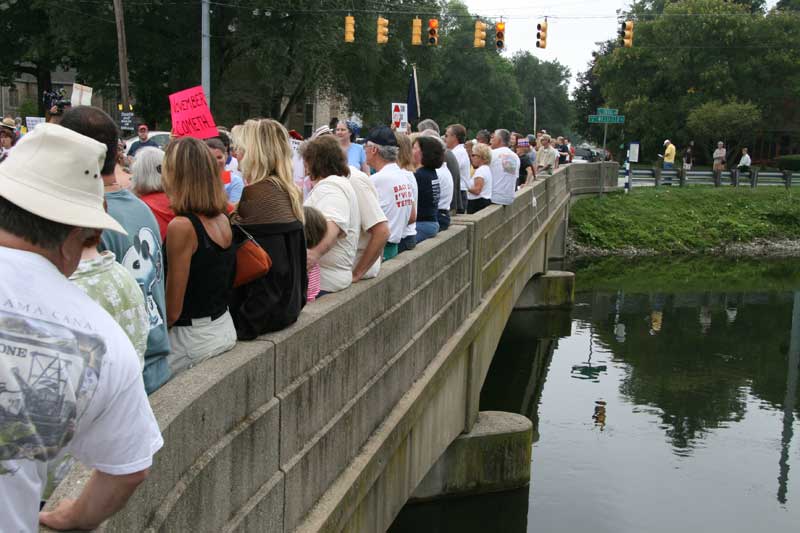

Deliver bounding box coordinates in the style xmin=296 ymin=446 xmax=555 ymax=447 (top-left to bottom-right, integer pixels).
xmin=303 ymin=206 xmax=327 ymax=301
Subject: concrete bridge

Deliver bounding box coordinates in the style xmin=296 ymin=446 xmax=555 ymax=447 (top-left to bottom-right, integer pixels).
xmin=45 ymin=162 xmax=618 ymax=533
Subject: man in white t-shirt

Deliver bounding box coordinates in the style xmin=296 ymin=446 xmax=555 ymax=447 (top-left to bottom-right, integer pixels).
xmin=348 ymin=166 xmax=389 ymax=281
xmin=489 ymin=128 xmax=521 ymax=206
xmin=0 ymin=124 xmax=163 ymax=532
xmin=445 ymin=124 xmax=471 ymax=214
xmin=364 ymin=126 xmax=415 ymax=261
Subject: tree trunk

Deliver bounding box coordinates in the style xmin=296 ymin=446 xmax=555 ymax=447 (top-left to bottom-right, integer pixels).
xmin=36 ymin=64 xmax=53 ymax=117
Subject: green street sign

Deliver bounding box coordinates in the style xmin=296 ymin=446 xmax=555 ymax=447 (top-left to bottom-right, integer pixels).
xmin=588 ymin=114 xmax=625 ymax=124
xmin=597 ymin=108 xmax=618 ymax=116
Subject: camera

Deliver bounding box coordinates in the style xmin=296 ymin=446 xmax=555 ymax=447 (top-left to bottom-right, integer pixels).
xmin=42 ymin=89 xmax=71 ymax=115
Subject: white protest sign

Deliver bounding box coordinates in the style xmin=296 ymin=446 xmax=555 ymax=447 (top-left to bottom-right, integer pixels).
xmin=628 ymin=141 xmax=640 ymax=163
xmin=70 ymin=83 xmax=93 ymax=107
xmin=25 ymin=117 xmax=46 ymax=132
xmin=289 ymin=139 xmax=302 ymax=155
xmin=391 ymin=102 xmax=408 ymax=131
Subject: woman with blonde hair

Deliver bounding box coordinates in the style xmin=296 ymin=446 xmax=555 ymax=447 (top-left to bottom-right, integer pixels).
xmin=162 ymin=137 xmax=237 ymax=375
xmin=467 ymin=143 xmax=493 ymax=214
xmin=394 ymin=131 xmax=418 ymax=253
xmin=230 ymin=118 xmax=307 ymax=338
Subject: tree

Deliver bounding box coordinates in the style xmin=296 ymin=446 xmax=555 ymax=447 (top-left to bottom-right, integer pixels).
xmin=0 ymin=0 xmax=71 ymax=115
xmin=686 ymin=100 xmax=762 ymax=163
xmin=512 ymin=52 xmax=573 ymax=136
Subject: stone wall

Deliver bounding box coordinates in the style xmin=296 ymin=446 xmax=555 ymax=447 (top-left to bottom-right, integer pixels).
xmin=42 ymin=163 xmax=611 ymax=533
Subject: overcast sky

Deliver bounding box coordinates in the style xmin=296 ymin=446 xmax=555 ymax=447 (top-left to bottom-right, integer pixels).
xmin=463 ymin=0 xmax=778 ymax=94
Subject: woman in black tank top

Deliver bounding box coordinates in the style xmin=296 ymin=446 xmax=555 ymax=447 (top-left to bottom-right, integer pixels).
xmin=161 ymin=137 xmax=237 ymax=376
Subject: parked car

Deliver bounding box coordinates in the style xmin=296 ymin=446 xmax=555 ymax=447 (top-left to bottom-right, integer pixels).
xmin=124 ymin=131 xmax=171 ymax=155
xmin=573 ymin=147 xmax=594 ymax=163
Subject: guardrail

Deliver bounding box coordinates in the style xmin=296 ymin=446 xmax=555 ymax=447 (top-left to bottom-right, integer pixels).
xmin=617 ymin=167 xmax=796 ymax=188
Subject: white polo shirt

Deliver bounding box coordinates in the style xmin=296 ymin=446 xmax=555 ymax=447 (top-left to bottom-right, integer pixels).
xmin=436 ymin=162 xmax=453 ymax=211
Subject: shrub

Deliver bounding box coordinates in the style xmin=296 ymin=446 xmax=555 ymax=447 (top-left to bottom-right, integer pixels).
xmin=776 ymin=155 xmax=800 ymax=172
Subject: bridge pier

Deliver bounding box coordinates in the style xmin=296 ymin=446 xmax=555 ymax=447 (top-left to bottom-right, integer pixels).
xmin=515 ymin=270 xmax=575 ymax=310
xmin=409 ymin=411 xmax=532 ymax=502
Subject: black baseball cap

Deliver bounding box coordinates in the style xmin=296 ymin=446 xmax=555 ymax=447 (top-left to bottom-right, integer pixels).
xmin=365 ymin=125 xmax=398 ymax=147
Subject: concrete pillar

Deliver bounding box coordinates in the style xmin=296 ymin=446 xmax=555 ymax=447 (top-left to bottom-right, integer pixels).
xmin=653 ymin=166 xmax=662 ymax=187
xmin=409 ymin=411 xmax=532 ymax=502
xmin=515 ymin=270 xmax=575 ymax=310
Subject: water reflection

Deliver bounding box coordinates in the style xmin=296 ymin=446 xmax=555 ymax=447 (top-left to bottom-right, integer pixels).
xmin=392 ymin=258 xmax=800 ymax=533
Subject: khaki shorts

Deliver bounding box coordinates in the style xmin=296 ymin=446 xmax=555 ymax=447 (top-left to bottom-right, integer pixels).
xmin=168 ymin=309 xmax=237 ymax=376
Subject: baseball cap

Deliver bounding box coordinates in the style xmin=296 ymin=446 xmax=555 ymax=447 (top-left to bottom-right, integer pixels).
xmin=0 ymin=123 xmax=126 ymax=234
xmin=365 ymin=125 xmax=398 ymax=147
xmin=663 ymin=139 xmax=670 ymax=146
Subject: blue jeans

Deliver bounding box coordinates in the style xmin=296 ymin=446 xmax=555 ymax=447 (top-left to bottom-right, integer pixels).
xmin=415 ymin=221 xmax=439 ymax=243
xmin=663 ymin=162 xmax=673 ymax=170
xmin=437 ymin=210 xmax=450 ymax=231
xmin=143 ymin=355 xmax=171 ymax=395
xmin=399 ymin=235 xmax=416 ymax=253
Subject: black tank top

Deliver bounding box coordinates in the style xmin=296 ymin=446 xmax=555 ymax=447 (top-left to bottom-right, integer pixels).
xmin=166 ymin=213 xmax=236 ymax=323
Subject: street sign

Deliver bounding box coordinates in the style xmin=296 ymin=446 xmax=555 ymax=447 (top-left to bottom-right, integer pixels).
xmin=588 ymin=114 xmax=625 ymax=124
xmin=597 ymin=108 xmax=618 ymax=116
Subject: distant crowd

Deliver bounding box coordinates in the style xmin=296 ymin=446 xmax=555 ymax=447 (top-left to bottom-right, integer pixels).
xmin=0 ymin=105 xmax=579 ymax=531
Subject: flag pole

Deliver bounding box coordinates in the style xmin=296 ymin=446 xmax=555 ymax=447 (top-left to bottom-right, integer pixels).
xmin=413 ymin=64 xmax=420 ymax=118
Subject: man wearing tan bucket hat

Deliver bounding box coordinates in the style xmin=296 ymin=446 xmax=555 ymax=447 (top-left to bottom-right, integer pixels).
xmin=0 ymin=124 xmax=163 ymax=532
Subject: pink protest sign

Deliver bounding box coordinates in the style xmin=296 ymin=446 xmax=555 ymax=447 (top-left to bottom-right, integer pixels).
xmin=169 ymin=86 xmax=218 ymax=139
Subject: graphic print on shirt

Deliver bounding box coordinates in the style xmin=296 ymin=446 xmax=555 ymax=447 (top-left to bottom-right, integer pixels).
xmin=0 ymin=310 xmax=104 ymax=473
xmin=499 ymin=152 xmax=518 ymax=174
xmin=393 ymin=183 xmax=413 ymax=208
xmin=121 ymin=227 xmax=165 ymax=332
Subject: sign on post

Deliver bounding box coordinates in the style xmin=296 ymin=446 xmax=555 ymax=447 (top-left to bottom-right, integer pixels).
xmin=168 ymin=86 xmax=218 ymax=139
xmin=596 ymin=108 xmax=618 ymax=116
xmin=588 ymin=114 xmax=625 ymax=124
xmin=70 ymin=83 xmax=93 ymax=107
xmin=119 ymin=112 xmax=135 ymax=131
xmin=391 ymin=102 xmax=408 ymax=131
xmin=628 ymin=141 xmax=640 ymax=163
xmin=25 ymin=117 xmax=46 ymax=132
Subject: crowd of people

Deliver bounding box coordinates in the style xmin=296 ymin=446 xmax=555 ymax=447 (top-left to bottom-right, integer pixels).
xmin=661 ymin=139 xmax=752 ymax=174
xmin=0 ymin=106 xmax=577 ymax=531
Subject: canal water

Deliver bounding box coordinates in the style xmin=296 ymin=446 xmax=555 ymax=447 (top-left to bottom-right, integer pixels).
xmin=390 ymin=257 xmax=800 ymax=533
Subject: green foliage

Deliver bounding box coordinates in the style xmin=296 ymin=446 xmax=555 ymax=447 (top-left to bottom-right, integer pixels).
xmin=686 ymin=100 xmax=762 ymax=141
xmin=570 ymin=187 xmax=800 ymax=252
xmin=578 ymin=0 xmax=800 ymax=163
xmin=776 ymin=154 xmax=800 ymax=170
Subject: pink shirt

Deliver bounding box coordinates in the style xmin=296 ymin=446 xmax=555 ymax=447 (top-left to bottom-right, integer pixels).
xmin=307 ymin=263 xmax=321 ymax=302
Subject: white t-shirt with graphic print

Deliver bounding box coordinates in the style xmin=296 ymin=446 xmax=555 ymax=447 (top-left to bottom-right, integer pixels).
xmin=0 ymin=247 xmax=163 ymax=533
xmin=371 ymin=163 xmax=415 ymax=244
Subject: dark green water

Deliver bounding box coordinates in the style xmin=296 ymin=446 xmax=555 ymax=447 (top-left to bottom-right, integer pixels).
xmin=391 ymin=257 xmax=800 ymax=533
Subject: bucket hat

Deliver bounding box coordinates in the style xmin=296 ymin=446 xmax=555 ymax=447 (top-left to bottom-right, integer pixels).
xmin=0 ymin=123 xmax=126 ymax=234
xmin=0 ymin=117 xmax=15 ymax=132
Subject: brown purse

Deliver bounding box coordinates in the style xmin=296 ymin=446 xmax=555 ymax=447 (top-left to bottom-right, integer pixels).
xmin=232 ymin=222 xmax=271 ymax=288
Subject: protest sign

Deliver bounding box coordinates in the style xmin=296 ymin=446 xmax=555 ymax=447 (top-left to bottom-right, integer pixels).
xmin=391 ymin=103 xmax=408 ymax=131
xmin=289 ymin=139 xmax=302 ymax=155
xmin=70 ymin=83 xmax=93 ymax=107
xmin=25 ymin=117 xmax=46 ymax=132
xmin=168 ymin=86 xmax=218 ymax=139
xmin=119 ymin=112 xmax=135 ymax=131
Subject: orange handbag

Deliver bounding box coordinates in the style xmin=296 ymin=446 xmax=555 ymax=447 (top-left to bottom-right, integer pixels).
xmin=233 ymin=223 xmax=271 ymax=288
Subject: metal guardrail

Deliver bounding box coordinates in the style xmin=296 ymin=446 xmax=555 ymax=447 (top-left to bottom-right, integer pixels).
xmin=617 ymin=167 xmax=796 ymax=188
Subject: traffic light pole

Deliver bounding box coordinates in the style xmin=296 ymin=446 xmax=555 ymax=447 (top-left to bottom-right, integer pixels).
xmin=112 ymin=0 xmax=131 ymax=110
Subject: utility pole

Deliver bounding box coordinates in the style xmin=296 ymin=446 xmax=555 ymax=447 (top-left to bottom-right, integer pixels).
xmin=201 ymin=0 xmax=211 ymax=107
xmin=112 ymin=0 xmax=131 ymax=110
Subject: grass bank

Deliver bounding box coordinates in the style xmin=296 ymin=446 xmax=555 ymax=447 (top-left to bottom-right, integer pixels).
xmin=570 ymin=256 xmax=800 ymax=294
xmin=570 ymin=186 xmax=800 ymax=255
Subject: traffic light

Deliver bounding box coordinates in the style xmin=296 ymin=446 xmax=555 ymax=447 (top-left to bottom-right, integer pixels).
xmin=474 ymin=21 xmax=487 ymax=48
xmin=622 ymin=20 xmax=634 ymax=48
xmin=344 ymin=15 xmax=355 ymax=43
xmin=428 ymin=18 xmax=439 ymax=46
xmin=536 ymin=21 xmax=548 ymax=49
xmin=495 ymin=21 xmax=505 ymax=50
xmin=377 ymin=16 xmax=389 ymax=44
xmin=412 ymin=17 xmax=422 ymax=46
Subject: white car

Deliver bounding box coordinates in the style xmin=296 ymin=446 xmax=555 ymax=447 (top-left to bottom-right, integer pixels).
xmin=124 ymin=131 xmax=171 ymax=155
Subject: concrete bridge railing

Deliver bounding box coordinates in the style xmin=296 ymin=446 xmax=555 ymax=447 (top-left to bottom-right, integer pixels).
xmin=44 ymin=162 xmax=617 ymax=533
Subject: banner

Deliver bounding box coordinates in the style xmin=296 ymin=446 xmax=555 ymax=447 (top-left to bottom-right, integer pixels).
xmin=70 ymin=83 xmax=93 ymax=107
xmin=391 ymin=103 xmax=408 ymax=131
xmin=25 ymin=117 xmax=46 ymax=132
xmin=119 ymin=112 xmax=135 ymax=131
xmin=168 ymin=86 xmax=218 ymax=139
